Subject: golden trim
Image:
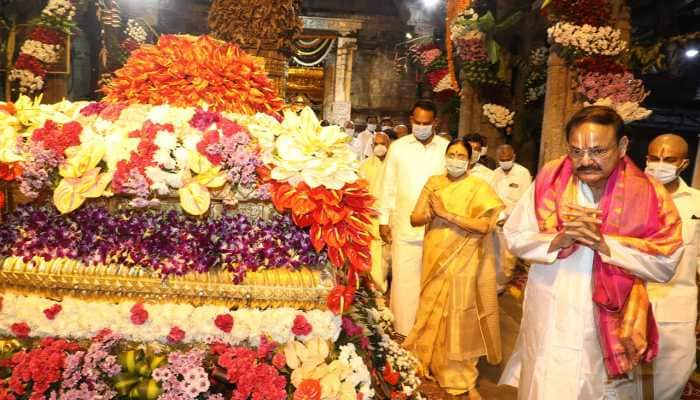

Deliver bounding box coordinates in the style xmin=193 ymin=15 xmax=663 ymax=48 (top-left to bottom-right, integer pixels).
xmin=0 ymin=256 xmax=334 ymax=310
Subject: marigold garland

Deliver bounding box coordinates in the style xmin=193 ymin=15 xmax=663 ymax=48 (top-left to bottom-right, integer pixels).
xmin=102 ymin=35 xmax=284 ymax=115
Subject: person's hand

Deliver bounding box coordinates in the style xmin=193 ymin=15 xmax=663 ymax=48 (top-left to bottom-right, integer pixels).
xmin=379 ymin=225 xmax=392 ymax=244
xmin=561 ymin=204 xmax=610 ymax=255
xmin=549 ymin=231 xmax=577 ymax=253
xmin=429 ymin=193 xmax=449 ymax=220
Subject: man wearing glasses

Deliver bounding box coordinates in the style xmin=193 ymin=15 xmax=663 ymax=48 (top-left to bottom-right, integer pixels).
xmin=499 ymin=106 xmax=684 ymax=399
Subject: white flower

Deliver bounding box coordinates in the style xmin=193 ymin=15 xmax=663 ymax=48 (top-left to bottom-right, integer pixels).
xmin=482 ymin=103 xmax=515 ymax=128
xmin=547 ymin=22 xmax=627 ymax=56
xmin=585 ymin=97 xmax=652 ymax=123
xmin=126 ymin=19 xmax=148 ymax=44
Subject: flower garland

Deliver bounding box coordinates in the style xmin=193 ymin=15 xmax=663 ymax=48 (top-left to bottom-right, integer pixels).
xmin=407 ymin=43 xmax=458 ymax=94
xmin=482 ymin=103 xmax=515 ymax=128
xmin=547 ymin=22 xmax=626 ymax=57
xmin=9 ymin=0 xmax=76 ymax=94
xmin=102 ymin=35 xmax=284 ymax=115
xmin=525 ymin=47 xmax=548 ymax=104
xmin=0 ymin=205 xmax=326 ymax=280
xmin=0 ymin=292 xmax=341 ymax=345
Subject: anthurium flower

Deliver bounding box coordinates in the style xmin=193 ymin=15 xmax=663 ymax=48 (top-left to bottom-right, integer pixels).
xmin=53 ymin=167 xmax=114 ymax=214
xmin=178 ymin=151 xmax=228 ymax=215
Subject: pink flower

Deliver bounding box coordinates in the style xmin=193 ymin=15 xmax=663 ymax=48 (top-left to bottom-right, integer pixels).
xmin=272 ymin=352 xmax=286 ymax=370
xmin=167 ymin=326 xmax=186 ymax=343
xmin=130 ymin=303 xmax=149 ymax=325
xmin=43 ymin=304 xmax=62 ymax=320
xmin=214 ymin=314 xmax=234 ymax=333
xmin=10 ymin=322 xmax=30 ymax=338
xmin=291 ymin=315 xmax=312 ymax=337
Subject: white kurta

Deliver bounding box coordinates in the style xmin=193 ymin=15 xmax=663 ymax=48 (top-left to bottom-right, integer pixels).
xmin=494 ymin=163 xmax=532 ymax=216
xmin=499 ymin=182 xmax=683 ymax=400
xmin=378 ymin=134 xmax=449 ymax=335
xmin=648 ymin=179 xmax=700 ymax=400
xmin=470 ymin=163 xmax=496 ymax=187
xmin=351 ymin=129 xmax=375 ymax=160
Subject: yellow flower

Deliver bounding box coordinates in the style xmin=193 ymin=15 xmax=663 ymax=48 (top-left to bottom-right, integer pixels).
xmin=285 ymin=338 xmax=356 ymax=400
xmin=178 ymin=151 xmax=228 ymax=215
xmin=53 ymin=142 xmax=113 ymax=214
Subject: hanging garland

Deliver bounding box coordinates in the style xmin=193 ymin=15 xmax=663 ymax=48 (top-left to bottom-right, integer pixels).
xmin=291 ymin=37 xmax=336 ymax=67
xmin=8 ymin=0 xmax=76 ymax=96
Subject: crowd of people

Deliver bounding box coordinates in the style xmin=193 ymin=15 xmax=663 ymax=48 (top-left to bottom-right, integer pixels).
xmin=348 ymin=100 xmax=699 ymax=400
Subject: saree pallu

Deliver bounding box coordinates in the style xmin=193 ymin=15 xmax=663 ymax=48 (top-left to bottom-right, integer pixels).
xmin=534 ymin=156 xmax=683 ymax=377
xmin=404 ymin=175 xmax=504 ymax=393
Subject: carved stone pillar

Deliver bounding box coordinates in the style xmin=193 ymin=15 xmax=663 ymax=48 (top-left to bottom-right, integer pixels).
xmin=458 ymin=77 xmax=504 ymax=154
xmin=327 ymin=37 xmax=356 ymax=124
xmin=208 ymin=0 xmax=303 ymax=99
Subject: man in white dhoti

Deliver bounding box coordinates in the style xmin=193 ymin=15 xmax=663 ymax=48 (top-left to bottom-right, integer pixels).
xmin=493 ymin=144 xmax=532 ymax=292
xmin=644 ymin=133 xmax=700 ymax=400
xmin=359 ymin=131 xmax=392 ymax=293
xmin=378 ymin=100 xmax=448 ymax=336
xmin=499 ymin=106 xmax=684 ymax=400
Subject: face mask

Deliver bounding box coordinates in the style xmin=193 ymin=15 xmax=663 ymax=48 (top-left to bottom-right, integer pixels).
xmin=481 ymin=147 xmax=488 ymax=156
xmin=470 ymin=152 xmax=481 ymax=164
xmin=373 ymin=144 xmax=388 ymax=157
xmin=446 ymin=158 xmax=468 ymax=178
xmin=499 ymin=160 xmax=514 ymax=170
xmin=645 ymin=161 xmax=678 ymax=184
xmin=381 ymin=125 xmax=393 ymax=132
xmin=345 ymin=128 xmax=355 ymax=137
xmin=366 ymin=124 xmax=376 ymax=132
xmin=412 ymin=124 xmax=433 ymax=141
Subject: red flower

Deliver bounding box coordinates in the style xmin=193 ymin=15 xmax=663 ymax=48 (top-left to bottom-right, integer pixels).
xmin=197 ymin=130 xmax=223 ymax=165
xmin=43 ymin=304 xmax=62 ymax=320
xmin=167 ymin=326 xmax=186 ymax=343
xmin=130 ymin=303 xmax=149 ymax=325
xmin=10 ymin=322 xmax=30 ymax=339
xmin=272 ymin=352 xmax=286 ymax=370
xmin=293 ymin=379 xmax=322 ymax=400
xmin=390 ymin=391 xmax=407 ymax=400
xmin=0 ymin=163 xmax=22 ymax=181
xmin=291 ymin=315 xmax=313 ymax=337
xmin=383 ymin=361 xmax=400 ymax=386
xmin=215 ymin=314 xmax=234 ymax=333
xmin=0 ymin=192 xmax=4 ymax=212
xmin=327 ymin=285 xmax=355 ymax=315
xmin=216 ymin=344 xmax=288 ymax=399
xmin=14 ymin=54 xmax=46 ymax=78
xmin=31 ymin=120 xmax=82 ymax=157
xmin=28 ymin=26 xmax=64 ymax=45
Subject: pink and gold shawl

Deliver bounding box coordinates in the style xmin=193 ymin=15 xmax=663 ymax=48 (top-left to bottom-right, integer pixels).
xmin=534 ymin=156 xmax=683 ymax=377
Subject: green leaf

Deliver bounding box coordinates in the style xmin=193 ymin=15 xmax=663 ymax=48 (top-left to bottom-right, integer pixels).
xmin=477 ymin=11 xmax=496 ymax=32
xmin=488 ymin=39 xmax=500 ymax=64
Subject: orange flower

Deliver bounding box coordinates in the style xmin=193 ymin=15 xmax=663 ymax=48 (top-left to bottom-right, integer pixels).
xmin=0 ymin=163 xmax=22 ymax=181
xmin=293 ymin=379 xmax=322 ymax=400
xmin=327 ymin=285 xmax=355 ymax=314
xmin=383 ymin=361 xmax=400 ymax=385
xmin=102 ymin=35 xmax=283 ymax=115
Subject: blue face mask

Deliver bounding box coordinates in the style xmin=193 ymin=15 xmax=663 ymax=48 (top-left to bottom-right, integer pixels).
xmin=412 ymin=124 xmax=433 ymax=140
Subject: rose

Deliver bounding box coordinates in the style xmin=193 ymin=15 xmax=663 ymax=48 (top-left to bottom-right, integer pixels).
xmin=10 ymin=322 xmax=31 ymax=338
xmin=43 ymin=304 xmax=62 ymax=320
xmin=167 ymin=326 xmax=186 ymax=343
xmin=293 ymin=379 xmax=322 ymax=400
xmin=291 ymin=315 xmax=313 ymax=337
xmin=215 ymin=314 xmax=234 ymax=333
xmin=130 ymin=303 xmax=149 ymax=325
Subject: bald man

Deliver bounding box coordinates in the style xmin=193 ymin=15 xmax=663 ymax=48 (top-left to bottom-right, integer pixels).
xmin=394 ymin=124 xmax=409 ymax=139
xmin=644 ymin=133 xmax=700 ymax=400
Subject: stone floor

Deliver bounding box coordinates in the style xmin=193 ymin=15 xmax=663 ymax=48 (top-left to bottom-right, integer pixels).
xmin=418 ymin=292 xmax=523 ymax=399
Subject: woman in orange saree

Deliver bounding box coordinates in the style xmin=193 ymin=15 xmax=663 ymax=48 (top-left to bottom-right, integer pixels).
xmin=403 ymin=138 xmax=504 ymax=400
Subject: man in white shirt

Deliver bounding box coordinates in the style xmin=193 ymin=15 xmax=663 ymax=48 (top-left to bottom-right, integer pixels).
xmin=465 ymin=133 xmax=495 ymax=184
xmin=644 ymin=133 xmax=700 ymax=400
xmin=378 ymin=100 xmax=449 ymax=336
xmin=352 ymin=115 xmax=378 ymax=160
xmin=499 ymin=106 xmax=684 ymax=399
xmin=359 ymin=132 xmax=392 ymax=293
xmin=493 ymin=144 xmax=533 ymax=292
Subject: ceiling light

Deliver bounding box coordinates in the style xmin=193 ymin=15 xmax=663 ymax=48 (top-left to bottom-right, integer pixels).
xmin=422 ymin=0 xmax=439 ymax=8
xmin=686 ymin=48 xmax=699 ymax=58
xmin=405 ymin=32 xmax=413 ymax=39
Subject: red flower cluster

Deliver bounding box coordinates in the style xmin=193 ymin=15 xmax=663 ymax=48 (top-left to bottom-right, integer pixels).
xmin=112 ymin=121 xmax=172 ymax=193
xmin=270 ymin=180 xmax=375 ymax=275
xmin=214 ymin=343 xmax=288 ymax=400
xmin=574 ymin=56 xmax=626 ymax=75
xmin=544 ymin=0 xmax=612 ymax=26
xmin=10 ymin=322 xmax=30 ymax=339
xmin=167 ymin=326 xmax=186 ymax=343
xmin=43 ymin=304 xmax=62 ymax=320
xmin=14 ymin=54 xmax=46 ymax=78
xmin=130 ymin=303 xmax=149 ymax=325
xmin=0 ymin=163 xmax=23 ymax=181
xmin=426 ymin=68 xmax=449 ymax=88
xmin=5 ymin=338 xmax=81 ymax=399
xmin=31 ymin=120 xmax=83 ymax=157
xmin=291 ymin=315 xmax=313 ymax=337
xmin=215 ymin=313 xmax=234 ymax=333
xmin=327 ymin=285 xmax=356 ymax=315
xmin=383 ymin=361 xmax=400 ymax=386
xmin=29 ymin=26 xmax=64 ymax=46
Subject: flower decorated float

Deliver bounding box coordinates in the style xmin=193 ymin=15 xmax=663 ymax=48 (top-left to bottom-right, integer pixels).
xmin=0 ymin=35 xmax=421 ymax=400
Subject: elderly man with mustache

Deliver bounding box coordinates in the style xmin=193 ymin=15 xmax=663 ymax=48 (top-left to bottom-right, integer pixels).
xmin=498 ymin=106 xmax=684 ymax=400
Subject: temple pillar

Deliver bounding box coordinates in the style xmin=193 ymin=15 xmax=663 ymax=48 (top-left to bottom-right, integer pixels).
xmin=326 ymin=37 xmax=356 ymax=124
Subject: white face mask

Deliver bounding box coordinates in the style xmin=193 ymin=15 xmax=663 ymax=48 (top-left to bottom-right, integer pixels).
xmin=499 ymin=160 xmax=514 ymax=170
xmin=345 ymin=128 xmax=355 ymax=137
xmin=373 ymin=144 xmax=388 ymax=157
xmin=446 ymin=158 xmax=469 ymax=178
xmin=412 ymin=124 xmax=433 ymax=141
xmin=366 ymin=124 xmax=377 ymax=132
xmin=470 ymin=152 xmax=481 ymax=165
xmin=481 ymin=147 xmax=488 ymax=156
xmin=645 ymin=161 xmax=679 ymax=184
xmin=381 ymin=125 xmax=393 ymax=132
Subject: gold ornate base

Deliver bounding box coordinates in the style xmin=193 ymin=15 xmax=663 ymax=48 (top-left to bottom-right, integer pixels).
xmin=0 ymin=256 xmax=334 ymax=310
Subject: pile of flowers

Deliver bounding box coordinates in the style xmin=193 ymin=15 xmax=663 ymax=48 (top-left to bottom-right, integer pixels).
xmin=525 ymin=47 xmax=548 ymax=104
xmin=0 ymin=204 xmax=326 ymax=280
xmin=482 ymin=103 xmax=515 ymax=128
xmin=408 ymin=43 xmax=458 ymax=93
xmin=8 ymin=0 xmax=76 ymax=94
xmin=542 ymin=0 xmax=652 ymax=122
xmin=102 ymin=35 xmax=284 ymax=115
